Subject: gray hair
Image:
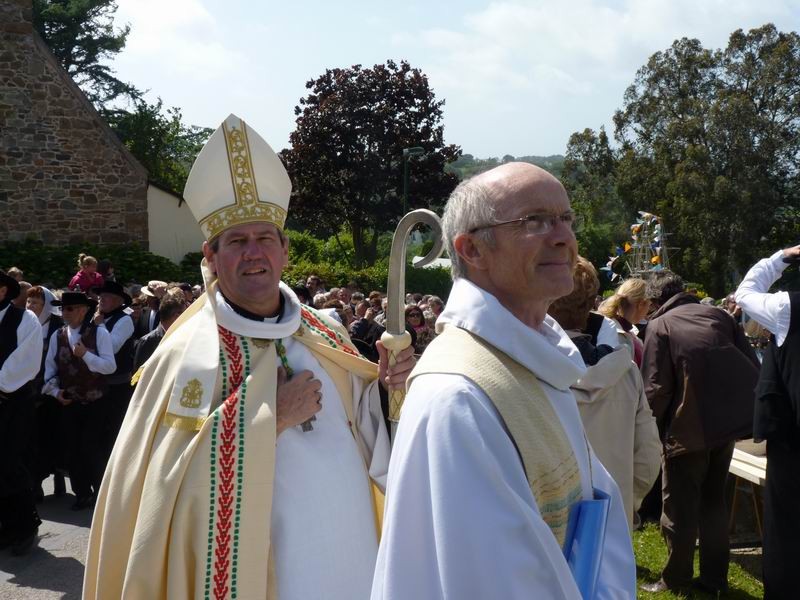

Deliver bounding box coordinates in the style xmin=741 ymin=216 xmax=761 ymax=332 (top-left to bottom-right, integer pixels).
xmin=441 ymin=178 xmax=497 ymax=280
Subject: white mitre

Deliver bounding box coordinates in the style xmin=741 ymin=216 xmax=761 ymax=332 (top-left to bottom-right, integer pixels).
xmin=160 ymin=115 xmax=294 ymax=431
xmin=183 ymin=113 xmax=291 ymax=240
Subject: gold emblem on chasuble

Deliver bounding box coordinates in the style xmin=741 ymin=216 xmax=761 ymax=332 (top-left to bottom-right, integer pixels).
xmin=179 ymin=378 xmax=203 ymax=408
xmin=251 ymin=338 xmax=272 ymax=349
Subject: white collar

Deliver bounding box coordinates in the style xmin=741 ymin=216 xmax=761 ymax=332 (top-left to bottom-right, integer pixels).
xmin=201 ymin=255 xmax=302 ymax=340
xmin=437 ymin=278 xmax=585 ymax=391
xmin=212 ymin=284 xmax=301 ymax=339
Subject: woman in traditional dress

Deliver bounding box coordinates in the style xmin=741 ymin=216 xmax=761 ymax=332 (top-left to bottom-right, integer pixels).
xmin=25 ymin=286 xmax=66 ymax=500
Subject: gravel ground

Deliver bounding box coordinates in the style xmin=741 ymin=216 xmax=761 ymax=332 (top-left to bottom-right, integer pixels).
xmin=0 ymin=476 xmax=90 ymax=600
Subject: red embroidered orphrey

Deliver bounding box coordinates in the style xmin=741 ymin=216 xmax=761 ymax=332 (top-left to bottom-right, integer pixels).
xmin=301 ymin=307 xmax=360 ymax=357
xmin=214 ymin=326 xmax=244 ymax=600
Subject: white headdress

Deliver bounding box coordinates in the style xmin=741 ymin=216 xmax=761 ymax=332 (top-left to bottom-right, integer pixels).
xmin=183 ymin=114 xmax=291 ymax=240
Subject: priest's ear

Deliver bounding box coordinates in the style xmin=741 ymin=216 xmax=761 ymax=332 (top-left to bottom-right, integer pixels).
xmin=453 ymin=232 xmax=492 ymax=274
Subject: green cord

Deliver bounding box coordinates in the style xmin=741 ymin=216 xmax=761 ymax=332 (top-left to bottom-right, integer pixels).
xmin=275 ymin=339 xmax=293 ymax=377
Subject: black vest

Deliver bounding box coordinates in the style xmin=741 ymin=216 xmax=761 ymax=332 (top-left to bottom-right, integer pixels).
xmin=754 ymin=292 xmax=800 ymax=446
xmin=105 ymin=309 xmax=134 ymax=384
xmin=0 ymin=304 xmax=23 ymax=370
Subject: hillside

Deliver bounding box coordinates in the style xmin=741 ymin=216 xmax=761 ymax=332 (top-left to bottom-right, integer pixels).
xmin=445 ymin=154 xmax=565 ymax=179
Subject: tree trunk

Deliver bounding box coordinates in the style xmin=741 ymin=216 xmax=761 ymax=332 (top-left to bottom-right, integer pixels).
xmin=351 ymin=222 xmax=366 ymax=268
xmin=350 ymin=221 xmax=380 ymax=268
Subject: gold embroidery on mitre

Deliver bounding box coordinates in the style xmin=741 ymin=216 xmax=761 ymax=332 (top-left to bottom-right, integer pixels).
xmin=179 ymin=378 xmax=203 ymax=409
xmin=199 ymin=119 xmax=287 ymax=240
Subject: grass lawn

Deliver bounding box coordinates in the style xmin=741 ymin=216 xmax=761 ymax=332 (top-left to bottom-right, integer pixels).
xmin=634 ymin=524 xmax=764 ymax=599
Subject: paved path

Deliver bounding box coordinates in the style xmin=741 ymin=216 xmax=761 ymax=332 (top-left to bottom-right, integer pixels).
xmin=0 ymin=477 xmax=90 ymax=600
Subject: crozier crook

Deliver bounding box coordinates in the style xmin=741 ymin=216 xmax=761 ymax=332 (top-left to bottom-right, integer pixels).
xmin=381 ymin=209 xmax=444 ymax=435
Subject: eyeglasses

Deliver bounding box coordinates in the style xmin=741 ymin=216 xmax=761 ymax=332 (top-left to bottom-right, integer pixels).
xmin=469 ymin=211 xmax=582 ymax=236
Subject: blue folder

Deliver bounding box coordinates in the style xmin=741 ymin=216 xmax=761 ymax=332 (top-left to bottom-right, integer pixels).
xmin=562 ymin=488 xmax=611 ymax=600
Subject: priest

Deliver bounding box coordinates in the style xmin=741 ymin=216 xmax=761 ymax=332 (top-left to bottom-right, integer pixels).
xmin=83 ymin=115 xmax=414 ymax=600
xmin=371 ymin=163 xmax=636 ymax=599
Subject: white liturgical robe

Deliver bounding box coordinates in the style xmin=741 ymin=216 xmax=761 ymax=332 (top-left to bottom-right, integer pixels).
xmin=371 ymin=278 xmax=636 ymax=600
xmin=212 ymin=292 xmax=388 ymax=600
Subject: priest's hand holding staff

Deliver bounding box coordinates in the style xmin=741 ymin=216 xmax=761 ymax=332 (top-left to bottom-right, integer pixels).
xmin=275 ymin=367 xmax=322 ymax=436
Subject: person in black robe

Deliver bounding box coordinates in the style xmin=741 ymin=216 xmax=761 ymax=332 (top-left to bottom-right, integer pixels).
xmin=735 ymin=245 xmax=800 ymax=599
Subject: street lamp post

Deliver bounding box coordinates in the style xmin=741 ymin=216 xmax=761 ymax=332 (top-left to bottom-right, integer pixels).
xmin=402 ymin=146 xmax=424 ymax=214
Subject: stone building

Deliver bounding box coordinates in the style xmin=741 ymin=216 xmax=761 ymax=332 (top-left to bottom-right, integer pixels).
xmin=0 ymin=0 xmax=205 ymax=261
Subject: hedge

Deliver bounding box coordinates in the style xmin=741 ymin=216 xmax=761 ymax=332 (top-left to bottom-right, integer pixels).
xmin=1 ymin=240 xmax=200 ymax=288
xmin=2 ymin=240 xmax=454 ymax=299
xmin=282 ymin=258 xmax=453 ymax=299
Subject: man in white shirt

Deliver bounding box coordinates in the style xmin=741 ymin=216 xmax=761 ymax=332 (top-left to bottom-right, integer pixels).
xmin=0 ymin=270 xmax=43 ymax=555
xmin=371 ymin=162 xmax=636 ymax=599
xmin=43 ymin=292 xmax=116 ymax=510
xmin=735 ymin=244 xmax=800 ymax=599
xmin=92 ymin=281 xmax=136 ymax=464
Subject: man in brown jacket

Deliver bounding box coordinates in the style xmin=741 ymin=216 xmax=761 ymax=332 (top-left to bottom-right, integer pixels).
xmin=640 ymin=272 xmax=759 ymax=595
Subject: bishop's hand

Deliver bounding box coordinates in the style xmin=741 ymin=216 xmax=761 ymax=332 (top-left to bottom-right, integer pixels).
xmin=276 ymin=367 xmax=322 ymax=436
xmin=377 ymin=341 xmax=416 ymax=392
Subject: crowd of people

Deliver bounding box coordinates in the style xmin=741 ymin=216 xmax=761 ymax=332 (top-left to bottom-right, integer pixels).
xmin=1 ymin=112 xmax=797 ymax=599
xmin=0 ymin=254 xmax=442 ymax=556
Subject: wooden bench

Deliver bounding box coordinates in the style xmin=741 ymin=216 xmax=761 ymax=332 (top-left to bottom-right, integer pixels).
xmin=729 ymin=441 xmax=767 ymax=539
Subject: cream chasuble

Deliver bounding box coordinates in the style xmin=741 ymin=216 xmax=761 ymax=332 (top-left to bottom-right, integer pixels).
xmin=84 ymin=281 xmax=387 ymax=600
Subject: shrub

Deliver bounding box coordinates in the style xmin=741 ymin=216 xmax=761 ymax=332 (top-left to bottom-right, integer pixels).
xmin=282 ymin=258 xmax=452 ymax=299
xmin=0 ymin=239 xmax=195 ymax=288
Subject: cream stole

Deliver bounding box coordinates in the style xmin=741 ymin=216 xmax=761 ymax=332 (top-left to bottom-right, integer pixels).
xmin=408 ymin=325 xmax=583 ymax=547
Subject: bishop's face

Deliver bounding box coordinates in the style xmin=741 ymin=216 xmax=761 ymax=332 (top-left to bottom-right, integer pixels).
xmin=203 ymin=222 xmax=289 ymax=315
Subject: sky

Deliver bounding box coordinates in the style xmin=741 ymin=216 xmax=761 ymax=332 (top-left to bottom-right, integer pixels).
xmin=112 ymin=0 xmax=799 ymax=158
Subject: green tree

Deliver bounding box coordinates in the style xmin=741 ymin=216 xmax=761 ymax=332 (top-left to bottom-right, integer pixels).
xmin=282 ymin=60 xmax=461 ymax=268
xmin=612 ymin=24 xmax=800 ymax=295
xmin=104 ymin=99 xmax=212 ymax=193
xmin=445 ymin=154 xmax=565 ymax=180
xmin=32 ymin=0 xmax=138 ymax=107
xmin=562 ymin=127 xmax=630 ymax=272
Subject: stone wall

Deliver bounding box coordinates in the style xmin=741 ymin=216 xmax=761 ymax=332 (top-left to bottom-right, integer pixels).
xmin=0 ymin=0 xmax=149 ymax=246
